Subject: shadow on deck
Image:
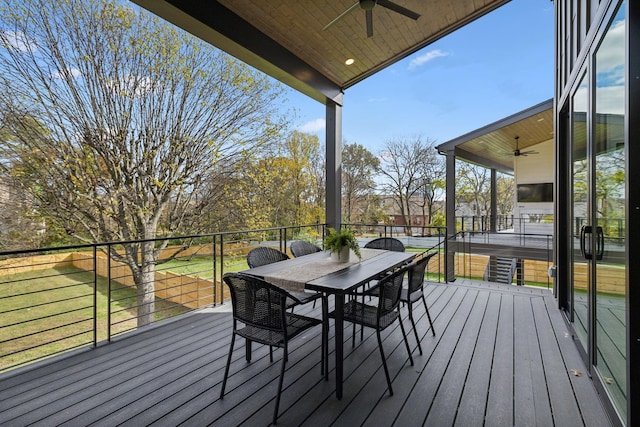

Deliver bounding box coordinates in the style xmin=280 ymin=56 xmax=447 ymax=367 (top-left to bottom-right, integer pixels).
xmin=0 ymin=280 xmax=612 ymax=426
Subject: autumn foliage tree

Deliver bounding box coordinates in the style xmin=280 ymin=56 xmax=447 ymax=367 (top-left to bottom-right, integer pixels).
xmin=228 ymin=131 xmax=323 ymax=231
xmin=0 ymin=0 xmax=286 ymax=326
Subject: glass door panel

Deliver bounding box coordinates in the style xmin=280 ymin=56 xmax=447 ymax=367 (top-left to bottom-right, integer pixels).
xmin=571 ymin=73 xmax=589 ymax=352
xmin=594 ymin=5 xmax=626 ymax=420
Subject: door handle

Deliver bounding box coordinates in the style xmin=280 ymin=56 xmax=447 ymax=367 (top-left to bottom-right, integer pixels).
xmin=595 ymin=226 xmax=604 ymax=261
xmin=580 ymin=225 xmax=604 ymax=261
xmin=580 ymin=225 xmax=593 ymax=260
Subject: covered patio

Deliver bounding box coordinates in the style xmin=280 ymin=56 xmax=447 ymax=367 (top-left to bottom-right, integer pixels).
xmin=0 ymin=280 xmax=610 ymax=426
xmin=0 ymin=1 xmax=622 ymax=425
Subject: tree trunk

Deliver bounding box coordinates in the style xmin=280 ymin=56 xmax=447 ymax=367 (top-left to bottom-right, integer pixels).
xmin=136 ymin=241 xmax=156 ymax=327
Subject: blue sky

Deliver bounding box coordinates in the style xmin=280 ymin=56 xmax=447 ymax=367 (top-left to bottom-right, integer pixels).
xmin=287 ymin=0 xmax=555 ymax=154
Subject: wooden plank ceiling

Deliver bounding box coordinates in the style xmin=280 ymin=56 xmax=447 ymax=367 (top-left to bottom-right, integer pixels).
xmin=216 ymin=0 xmax=508 ymax=89
xmin=437 ymin=99 xmax=554 ymax=173
xmin=130 ymin=0 xmax=552 ymax=171
xmin=132 ymin=0 xmax=510 ymax=102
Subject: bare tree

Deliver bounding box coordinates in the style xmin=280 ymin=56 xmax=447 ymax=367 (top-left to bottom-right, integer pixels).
xmin=342 ymin=142 xmax=379 ymax=223
xmin=378 ymin=136 xmax=442 ymax=235
xmin=0 ymin=0 xmax=287 ymax=326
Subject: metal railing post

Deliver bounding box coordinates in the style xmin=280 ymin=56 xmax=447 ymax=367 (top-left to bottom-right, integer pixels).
xmin=220 ymin=236 xmax=225 ymax=305
xmin=107 ymin=243 xmax=112 ymax=342
xmin=93 ymin=245 xmax=98 ymax=347
xmin=213 ymin=234 xmax=218 ymax=306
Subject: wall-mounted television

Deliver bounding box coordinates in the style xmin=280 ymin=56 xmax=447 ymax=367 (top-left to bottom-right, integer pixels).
xmin=517 ymin=183 xmax=553 ymax=203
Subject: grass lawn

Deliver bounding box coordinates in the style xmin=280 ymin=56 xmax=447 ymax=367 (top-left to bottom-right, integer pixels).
xmin=0 ymin=265 xmax=189 ymax=372
xmin=161 ymin=255 xmax=249 ymax=279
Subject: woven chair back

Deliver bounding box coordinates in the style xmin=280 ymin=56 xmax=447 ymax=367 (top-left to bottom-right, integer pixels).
xmin=246 ymin=246 xmax=289 ymax=268
xmin=364 ymin=237 xmax=405 ymax=252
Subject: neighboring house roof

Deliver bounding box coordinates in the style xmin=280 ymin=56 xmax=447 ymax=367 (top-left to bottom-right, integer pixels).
xmin=132 ymin=0 xmax=510 ymax=104
xmin=436 ymin=99 xmax=554 ymax=173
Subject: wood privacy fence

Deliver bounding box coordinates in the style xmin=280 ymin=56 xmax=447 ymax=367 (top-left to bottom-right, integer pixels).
xmin=0 ymin=249 xmax=625 ymax=299
xmin=0 ymin=248 xmax=227 ymax=309
xmin=452 ymin=253 xmax=624 ymax=294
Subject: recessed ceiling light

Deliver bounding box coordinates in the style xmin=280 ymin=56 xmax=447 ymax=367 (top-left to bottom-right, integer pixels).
xmin=345 ymin=58 xmax=355 ymax=65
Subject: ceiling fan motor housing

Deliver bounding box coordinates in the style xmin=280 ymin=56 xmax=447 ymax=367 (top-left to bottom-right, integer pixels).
xmin=360 ymin=0 xmax=377 ymax=10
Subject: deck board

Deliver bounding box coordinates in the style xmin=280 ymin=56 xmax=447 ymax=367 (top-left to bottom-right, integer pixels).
xmin=424 ymin=290 xmax=489 ymax=426
xmin=484 ymin=291 xmax=515 ymax=426
xmin=0 ymin=280 xmax=612 ymax=427
xmin=454 ymin=291 xmax=501 ymax=426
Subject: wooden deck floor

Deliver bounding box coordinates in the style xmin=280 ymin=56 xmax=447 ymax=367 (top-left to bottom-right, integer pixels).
xmin=0 ymin=280 xmax=612 ymax=426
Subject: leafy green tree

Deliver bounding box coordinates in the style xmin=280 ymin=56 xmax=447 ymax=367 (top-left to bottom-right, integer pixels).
xmin=455 ymin=161 xmax=492 ymax=218
xmin=227 ymin=131 xmax=323 ymax=231
xmin=0 ymin=0 xmax=286 ymax=326
xmin=283 ymin=131 xmax=324 ymax=226
xmin=496 ymin=173 xmax=515 ymax=215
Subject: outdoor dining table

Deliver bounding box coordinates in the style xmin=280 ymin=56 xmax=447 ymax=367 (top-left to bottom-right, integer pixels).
xmin=240 ymin=247 xmax=415 ymax=399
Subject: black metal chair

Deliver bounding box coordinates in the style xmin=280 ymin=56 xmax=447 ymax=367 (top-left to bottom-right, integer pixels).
xmin=246 ymin=246 xmax=290 ymax=268
xmin=364 ymin=237 xmax=405 ymax=252
xmin=220 ymin=273 xmax=324 ymax=425
xmin=290 ymin=240 xmax=322 ymax=257
xmin=400 ymin=252 xmax=438 ymax=355
xmin=246 ymin=246 xmax=323 ymax=312
xmin=328 ymin=264 xmax=414 ymax=396
xmin=350 ymin=237 xmax=406 ymax=344
xmin=365 ymin=252 xmax=438 ymax=354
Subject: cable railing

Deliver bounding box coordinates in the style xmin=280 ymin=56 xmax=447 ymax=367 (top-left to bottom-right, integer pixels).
xmin=2 ymin=223 xmax=449 ymax=372
xmin=0 ymin=224 xmax=325 ymax=372
xmin=448 ymin=230 xmax=554 ymax=289
xmin=344 ymin=223 xmax=448 ymax=283
xmin=1 ymin=221 xmax=560 ymax=373
xmin=456 ymin=214 xmax=515 ymax=232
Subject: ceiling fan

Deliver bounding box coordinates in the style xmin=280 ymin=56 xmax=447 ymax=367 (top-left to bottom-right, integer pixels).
xmin=511 ymin=136 xmax=538 ymax=157
xmin=323 ymin=0 xmax=421 ymax=38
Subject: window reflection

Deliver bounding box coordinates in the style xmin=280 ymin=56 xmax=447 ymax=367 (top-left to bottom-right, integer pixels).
xmin=594 ymin=3 xmax=626 ymax=422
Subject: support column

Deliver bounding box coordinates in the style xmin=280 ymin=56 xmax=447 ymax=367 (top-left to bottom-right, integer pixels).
xmin=325 ymin=95 xmax=343 ymax=230
xmin=445 ymin=150 xmax=456 ymax=282
xmin=490 ymin=168 xmax=497 ymax=232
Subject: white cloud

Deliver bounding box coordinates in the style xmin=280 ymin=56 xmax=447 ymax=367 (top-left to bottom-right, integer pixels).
xmin=52 ymin=68 xmax=81 ymax=79
xmin=408 ymin=49 xmax=449 ymax=70
xmin=106 ymin=75 xmax=156 ymax=97
xmin=2 ymin=31 xmax=34 ymax=52
xmin=299 ymin=118 xmax=325 ymax=133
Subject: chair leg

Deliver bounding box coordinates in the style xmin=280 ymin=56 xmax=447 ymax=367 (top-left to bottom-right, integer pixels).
xmin=421 ymin=294 xmax=436 ymax=336
xmin=397 ymin=310 xmax=414 ymax=366
xmin=273 ymin=349 xmax=287 ymax=425
xmin=360 ymin=292 xmax=365 ymax=342
xmin=376 ymin=330 xmax=393 ymax=396
xmin=407 ymin=301 xmax=423 ymax=355
xmin=220 ymin=333 xmax=236 ymax=398
xmin=352 ymin=321 xmax=356 ymax=348
xmin=246 ymin=339 xmax=252 ymax=362
xmin=321 ymin=295 xmax=328 ymax=378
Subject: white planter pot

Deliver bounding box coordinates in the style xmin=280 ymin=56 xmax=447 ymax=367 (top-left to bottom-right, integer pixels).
xmin=331 ymin=246 xmax=350 ymax=263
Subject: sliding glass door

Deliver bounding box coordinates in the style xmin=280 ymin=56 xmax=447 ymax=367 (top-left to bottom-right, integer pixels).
xmin=593 ymin=5 xmax=626 ymax=418
xmin=566 ymin=5 xmax=626 ymax=422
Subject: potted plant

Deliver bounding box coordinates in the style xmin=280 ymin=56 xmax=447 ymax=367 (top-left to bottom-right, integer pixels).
xmin=324 ymin=227 xmax=361 ymax=262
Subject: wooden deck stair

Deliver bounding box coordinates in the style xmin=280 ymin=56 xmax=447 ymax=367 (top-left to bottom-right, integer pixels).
xmin=484 ymin=256 xmax=518 ymax=284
